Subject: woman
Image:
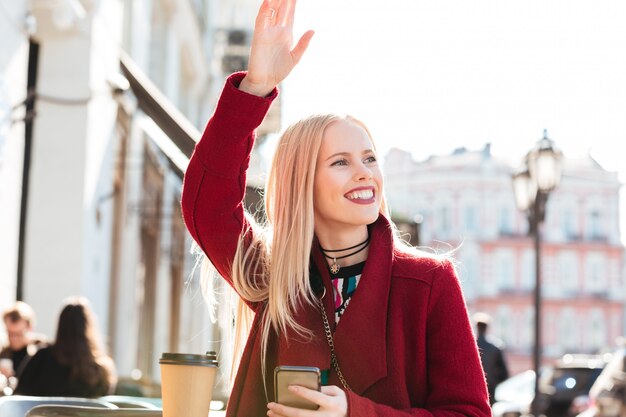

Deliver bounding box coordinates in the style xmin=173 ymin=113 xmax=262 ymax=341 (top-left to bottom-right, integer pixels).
xmin=15 ymin=297 xmax=116 ymax=398
xmin=181 ymin=0 xmax=491 ymax=415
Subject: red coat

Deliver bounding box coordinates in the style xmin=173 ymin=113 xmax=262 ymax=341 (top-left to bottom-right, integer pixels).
xmin=181 ymin=72 xmax=491 ymax=417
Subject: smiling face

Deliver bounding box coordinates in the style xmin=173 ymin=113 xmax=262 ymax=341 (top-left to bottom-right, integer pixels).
xmin=313 ymin=119 xmax=383 ymax=236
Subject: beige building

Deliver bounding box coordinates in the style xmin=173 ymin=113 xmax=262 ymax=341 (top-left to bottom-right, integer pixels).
xmin=0 ymin=0 xmax=278 ymax=400
xmin=385 ymin=143 xmax=626 ymax=374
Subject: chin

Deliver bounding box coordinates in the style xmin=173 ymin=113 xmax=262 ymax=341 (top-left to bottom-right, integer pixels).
xmin=354 ymin=211 xmax=380 ymax=226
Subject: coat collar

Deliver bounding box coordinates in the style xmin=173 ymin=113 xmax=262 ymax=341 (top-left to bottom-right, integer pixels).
xmin=278 ymin=216 xmax=394 ymax=395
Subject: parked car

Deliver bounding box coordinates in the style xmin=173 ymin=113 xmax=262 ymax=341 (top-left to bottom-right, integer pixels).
xmin=586 ymin=347 xmax=626 ymax=417
xmin=535 ymin=354 xmax=607 ymax=417
xmin=492 ymin=370 xmax=536 ymax=417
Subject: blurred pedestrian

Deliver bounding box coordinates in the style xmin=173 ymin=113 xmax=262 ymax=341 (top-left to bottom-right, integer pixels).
xmin=180 ymin=0 xmax=491 ymax=415
xmin=474 ymin=312 xmax=510 ymax=405
xmin=15 ymin=296 xmax=116 ymax=397
xmin=0 ymin=301 xmax=47 ymax=380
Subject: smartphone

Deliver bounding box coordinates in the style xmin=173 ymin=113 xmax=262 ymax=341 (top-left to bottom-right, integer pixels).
xmin=274 ymin=365 xmax=321 ymax=410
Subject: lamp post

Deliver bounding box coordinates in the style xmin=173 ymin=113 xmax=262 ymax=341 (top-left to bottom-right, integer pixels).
xmin=512 ymin=129 xmax=563 ymax=417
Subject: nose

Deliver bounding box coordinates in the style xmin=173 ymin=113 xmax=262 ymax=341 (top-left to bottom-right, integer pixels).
xmin=354 ymin=163 xmax=373 ymax=181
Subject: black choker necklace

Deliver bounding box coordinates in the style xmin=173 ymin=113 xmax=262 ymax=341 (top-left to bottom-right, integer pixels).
xmin=319 ymin=236 xmax=370 ymax=274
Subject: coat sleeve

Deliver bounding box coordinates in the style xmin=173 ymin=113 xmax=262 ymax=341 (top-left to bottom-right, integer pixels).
xmin=180 ymin=72 xmax=277 ymax=309
xmin=346 ymin=260 xmax=491 ymax=417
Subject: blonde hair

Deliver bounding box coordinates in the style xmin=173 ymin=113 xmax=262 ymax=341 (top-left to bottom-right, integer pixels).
xmin=205 ymin=114 xmax=401 ymax=387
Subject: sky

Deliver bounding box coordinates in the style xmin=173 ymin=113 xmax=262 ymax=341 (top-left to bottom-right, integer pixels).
xmin=277 ymin=0 xmax=626 ymax=176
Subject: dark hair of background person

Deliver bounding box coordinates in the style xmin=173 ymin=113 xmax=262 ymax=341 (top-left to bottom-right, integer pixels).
xmin=15 ymin=296 xmax=116 ymax=397
xmin=52 ymin=297 xmax=115 ymax=389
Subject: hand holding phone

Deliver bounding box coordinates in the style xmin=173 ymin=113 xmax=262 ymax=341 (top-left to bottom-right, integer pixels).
xmin=274 ymin=366 xmax=321 ymax=410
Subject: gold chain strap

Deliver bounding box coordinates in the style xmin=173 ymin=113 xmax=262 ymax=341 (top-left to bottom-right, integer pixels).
xmin=317 ymin=295 xmax=352 ymax=392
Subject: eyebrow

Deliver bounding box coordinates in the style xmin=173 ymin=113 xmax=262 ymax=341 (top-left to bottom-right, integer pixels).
xmin=324 ymin=149 xmax=375 ymax=162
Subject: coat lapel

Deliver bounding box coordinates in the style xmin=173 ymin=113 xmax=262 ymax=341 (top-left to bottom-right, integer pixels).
xmin=276 ymin=217 xmax=393 ymax=395
xmin=312 ymin=216 xmax=393 ymax=395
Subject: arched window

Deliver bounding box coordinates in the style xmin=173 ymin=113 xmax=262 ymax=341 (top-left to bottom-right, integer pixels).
xmin=589 ymin=209 xmax=604 ymax=241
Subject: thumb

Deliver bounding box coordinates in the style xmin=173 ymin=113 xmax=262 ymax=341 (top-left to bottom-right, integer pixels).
xmin=291 ymin=30 xmax=315 ymax=64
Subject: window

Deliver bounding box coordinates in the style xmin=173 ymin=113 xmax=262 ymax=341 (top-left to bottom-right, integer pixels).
xmin=495 ymin=250 xmax=514 ymax=291
xmin=521 ymin=249 xmax=534 ymax=291
xmin=439 ymin=206 xmax=450 ymax=235
xmin=560 ymin=308 xmax=578 ymax=352
xmin=562 ymin=208 xmax=578 ymax=240
xmin=464 ymin=205 xmax=477 ymax=234
xmin=499 ymin=206 xmax=513 ymax=235
xmin=458 ymin=255 xmax=479 ymax=299
xmin=585 ymin=253 xmax=606 ymax=294
xmin=545 ymin=312 xmax=556 ymax=354
xmin=589 ymin=210 xmax=603 ymax=240
xmin=588 ymin=309 xmax=605 ymax=351
xmin=558 ymin=251 xmax=578 ymax=294
xmin=496 ymin=305 xmax=513 ymax=347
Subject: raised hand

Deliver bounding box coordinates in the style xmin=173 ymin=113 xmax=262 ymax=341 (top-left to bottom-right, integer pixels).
xmin=239 ymin=0 xmax=314 ymax=97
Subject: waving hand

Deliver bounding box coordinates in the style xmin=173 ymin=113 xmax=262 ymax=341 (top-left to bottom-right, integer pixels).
xmin=239 ymin=0 xmax=314 ymax=97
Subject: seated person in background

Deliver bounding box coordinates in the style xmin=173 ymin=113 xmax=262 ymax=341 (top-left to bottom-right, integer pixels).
xmin=1 ymin=301 xmax=48 ymax=379
xmin=15 ymin=297 xmax=117 ymax=397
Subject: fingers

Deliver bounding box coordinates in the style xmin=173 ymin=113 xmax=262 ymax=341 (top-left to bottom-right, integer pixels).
xmin=267 ymin=403 xmax=316 ymax=417
xmin=290 ymin=385 xmax=327 ymax=405
xmin=255 ymin=0 xmax=277 ymax=31
xmin=291 ymin=30 xmax=315 ymax=64
xmin=273 ymin=0 xmax=290 ymax=28
xmin=321 ymin=385 xmax=345 ymax=396
xmin=267 ymin=385 xmax=348 ymax=417
xmin=267 ymin=0 xmax=298 ymax=29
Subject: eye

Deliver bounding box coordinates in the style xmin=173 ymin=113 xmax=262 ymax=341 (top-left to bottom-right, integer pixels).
xmin=331 ymin=159 xmax=348 ymax=166
xmin=364 ymin=155 xmax=377 ymax=164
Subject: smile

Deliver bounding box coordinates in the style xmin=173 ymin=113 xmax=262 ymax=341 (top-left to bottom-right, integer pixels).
xmin=345 ymin=189 xmax=375 ymax=200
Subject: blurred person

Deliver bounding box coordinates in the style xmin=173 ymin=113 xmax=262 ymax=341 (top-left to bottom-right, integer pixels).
xmin=15 ymin=296 xmax=116 ymax=397
xmin=474 ymin=312 xmax=510 ymax=405
xmin=0 ymin=301 xmax=47 ymax=379
xmin=180 ymin=0 xmax=491 ymax=415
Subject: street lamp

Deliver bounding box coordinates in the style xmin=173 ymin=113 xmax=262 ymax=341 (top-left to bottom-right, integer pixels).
xmin=512 ymin=129 xmax=563 ymax=417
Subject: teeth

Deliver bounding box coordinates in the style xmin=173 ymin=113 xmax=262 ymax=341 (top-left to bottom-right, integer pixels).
xmin=347 ymin=189 xmax=374 ymax=200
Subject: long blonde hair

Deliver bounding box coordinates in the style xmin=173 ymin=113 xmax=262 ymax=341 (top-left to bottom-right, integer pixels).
xmin=207 ymin=114 xmax=395 ymax=385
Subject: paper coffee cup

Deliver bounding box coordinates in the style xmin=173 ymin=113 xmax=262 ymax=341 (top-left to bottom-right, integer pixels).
xmin=159 ymin=352 xmax=218 ymax=417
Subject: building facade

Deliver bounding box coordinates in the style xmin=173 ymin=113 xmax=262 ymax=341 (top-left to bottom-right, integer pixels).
xmin=0 ymin=0 xmax=272 ymax=401
xmin=385 ymin=143 xmax=626 ymax=374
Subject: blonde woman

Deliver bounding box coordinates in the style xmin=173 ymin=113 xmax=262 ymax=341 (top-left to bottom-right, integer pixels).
xmin=181 ymin=0 xmax=491 ymax=416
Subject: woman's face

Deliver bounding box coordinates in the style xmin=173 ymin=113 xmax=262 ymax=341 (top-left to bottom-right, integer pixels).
xmin=313 ymin=119 xmax=383 ymax=234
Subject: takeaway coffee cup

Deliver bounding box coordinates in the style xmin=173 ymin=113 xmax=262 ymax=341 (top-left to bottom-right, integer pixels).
xmin=159 ymin=352 xmax=218 ymax=417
